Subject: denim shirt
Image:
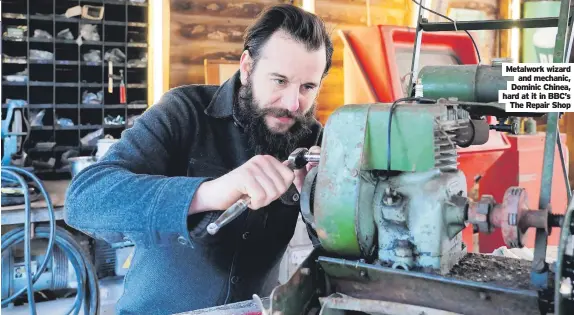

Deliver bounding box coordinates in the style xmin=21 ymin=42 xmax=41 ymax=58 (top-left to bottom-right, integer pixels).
xmin=64 ymin=71 xmax=323 ymax=315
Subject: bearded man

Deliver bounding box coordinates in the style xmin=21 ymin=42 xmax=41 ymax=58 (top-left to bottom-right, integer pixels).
xmin=64 ymin=4 xmax=333 ymax=315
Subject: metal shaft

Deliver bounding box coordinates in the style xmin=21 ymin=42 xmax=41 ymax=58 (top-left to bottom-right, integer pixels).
xmin=206 ymin=196 xmax=251 ymax=235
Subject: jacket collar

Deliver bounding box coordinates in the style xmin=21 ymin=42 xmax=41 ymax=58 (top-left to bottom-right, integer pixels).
xmin=204 ymin=70 xmax=241 ymax=119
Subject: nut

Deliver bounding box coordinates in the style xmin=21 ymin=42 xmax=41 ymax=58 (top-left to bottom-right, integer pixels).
xmin=470 ymin=195 xmax=495 ymax=233
xmin=477 ymin=195 xmax=494 ymax=215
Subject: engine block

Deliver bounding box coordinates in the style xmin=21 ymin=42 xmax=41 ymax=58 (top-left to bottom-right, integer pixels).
xmin=373 ymin=169 xmax=468 ymax=274
xmin=301 ymin=102 xmax=486 ymax=274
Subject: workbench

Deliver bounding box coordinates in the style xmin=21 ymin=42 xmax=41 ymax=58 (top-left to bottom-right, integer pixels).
xmin=1 ymin=180 xmax=69 ymax=225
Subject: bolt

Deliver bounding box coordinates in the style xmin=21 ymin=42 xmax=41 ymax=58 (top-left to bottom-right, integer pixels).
xmin=360 ymin=270 xmax=367 ymax=278
xmin=300 ymin=268 xmax=310 ymax=275
xmin=549 ymin=214 xmax=564 ymax=228
xmin=398 ymin=240 xmax=410 ymax=247
xmin=292 ymin=193 xmax=300 ymax=202
xmin=479 ymin=292 xmax=489 ymax=300
xmin=351 ymin=169 xmax=358 ymax=177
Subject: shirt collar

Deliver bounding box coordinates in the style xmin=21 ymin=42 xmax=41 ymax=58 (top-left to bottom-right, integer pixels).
xmin=204 ymin=70 xmax=241 ymax=119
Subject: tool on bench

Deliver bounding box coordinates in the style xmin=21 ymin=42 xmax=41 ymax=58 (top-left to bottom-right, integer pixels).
xmin=206 ymin=148 xmax=320 ymax=235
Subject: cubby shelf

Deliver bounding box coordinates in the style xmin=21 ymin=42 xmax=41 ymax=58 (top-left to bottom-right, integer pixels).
xmin=2 ymin=0 xmax=149 ymax=175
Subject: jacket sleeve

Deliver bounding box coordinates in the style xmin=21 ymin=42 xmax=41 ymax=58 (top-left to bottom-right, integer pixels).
xmin=64 ymin=88 xmax=209 ymax=249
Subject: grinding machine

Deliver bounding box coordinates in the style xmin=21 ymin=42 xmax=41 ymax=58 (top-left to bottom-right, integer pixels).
xmin=186 ymin=2 xmax=574 ymax=315
xmin=245 ymin=2 xmax=574 ymax=315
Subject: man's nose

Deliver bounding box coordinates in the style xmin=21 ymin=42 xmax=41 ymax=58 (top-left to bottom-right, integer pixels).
xmin=281 ymin=85 xmax=300 ymax=112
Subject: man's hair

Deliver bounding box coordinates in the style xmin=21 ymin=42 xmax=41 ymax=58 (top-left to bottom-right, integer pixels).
xmin=243 ymin=4 xmax=334 ymax=78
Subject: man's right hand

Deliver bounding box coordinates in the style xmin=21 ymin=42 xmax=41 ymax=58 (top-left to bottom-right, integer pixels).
xmin=189 ymin=155 xmax=295 ymax=214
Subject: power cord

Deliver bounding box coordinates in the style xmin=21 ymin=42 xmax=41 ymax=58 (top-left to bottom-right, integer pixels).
xmin=387 ymin=97 xmax=437 ymax=177
xmin=411 ymin=0 xmax=482 ymax=64
xmin=1 ymin=166 xmax=100 ymax=315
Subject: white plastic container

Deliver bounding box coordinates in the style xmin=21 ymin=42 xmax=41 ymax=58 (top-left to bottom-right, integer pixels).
xmin=96 ymin=138 xmax=119 ymax=160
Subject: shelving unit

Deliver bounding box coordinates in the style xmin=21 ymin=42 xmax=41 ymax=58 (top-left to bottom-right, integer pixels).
xmin=2 ymin=0 xmax=149 ymax=175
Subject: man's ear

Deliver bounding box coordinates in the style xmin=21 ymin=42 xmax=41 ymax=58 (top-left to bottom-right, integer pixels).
xmin=239 ymin=50 xmax=252 ymax=85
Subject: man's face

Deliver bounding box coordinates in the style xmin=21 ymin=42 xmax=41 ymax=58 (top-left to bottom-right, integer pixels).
xmin=240 ymin=30 xmax=326 ymax=133
xmin=236 ymin=30 xmax=327 ymax=159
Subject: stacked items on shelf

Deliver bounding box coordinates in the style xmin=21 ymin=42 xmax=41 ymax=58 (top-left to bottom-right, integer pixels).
xmin=2 ymin=0 xmax=149 ymax=176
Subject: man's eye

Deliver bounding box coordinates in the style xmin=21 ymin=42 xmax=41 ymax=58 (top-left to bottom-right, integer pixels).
xmin=273 ymin=79 xmax=286 ymax=85
xmin=304 ymin=85 xmax=315 ymax=90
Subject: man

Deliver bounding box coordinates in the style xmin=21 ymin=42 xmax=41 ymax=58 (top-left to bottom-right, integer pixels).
xmin=64 ymin=4 xmax=333 ymax=315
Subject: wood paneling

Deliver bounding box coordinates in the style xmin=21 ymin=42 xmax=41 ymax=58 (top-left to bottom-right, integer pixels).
xmin=432 ymin=0 xmax=499 ymax=64
xmin=171 ymin=0 xmax=286 ymax=18
xmin=169 ymin=0 xmax=413 ymax=125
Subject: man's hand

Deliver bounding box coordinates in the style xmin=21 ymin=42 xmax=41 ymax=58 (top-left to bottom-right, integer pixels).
xmin=190 ymin=155 xmax=295 ymax=213
xmin=292 ymin=146 xmax=320 ymax=193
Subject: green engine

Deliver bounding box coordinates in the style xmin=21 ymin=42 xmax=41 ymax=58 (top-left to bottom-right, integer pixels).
xmin=300 ymin=101 xmax=493 ymax=274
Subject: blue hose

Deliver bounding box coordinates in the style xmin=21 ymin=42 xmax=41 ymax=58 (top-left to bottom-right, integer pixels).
xmin=1 ymin=166 xmax=100 ymax=315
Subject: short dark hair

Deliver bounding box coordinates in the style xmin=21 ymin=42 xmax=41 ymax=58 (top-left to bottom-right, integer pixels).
xmin=243 ymin=4 xmax=334 ymax=78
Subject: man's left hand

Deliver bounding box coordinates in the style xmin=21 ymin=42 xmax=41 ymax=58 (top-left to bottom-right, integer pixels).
xmin=291 ymin=146 xmax=320 ymax=193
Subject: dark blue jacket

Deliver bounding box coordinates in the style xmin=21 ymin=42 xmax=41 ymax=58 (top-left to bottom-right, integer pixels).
xmin=64 ymin=72 xmax=323 ymax=315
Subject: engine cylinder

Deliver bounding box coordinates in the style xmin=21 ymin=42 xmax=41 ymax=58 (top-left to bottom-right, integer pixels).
xmin=419 ymin=65 xmax=512 ymax=103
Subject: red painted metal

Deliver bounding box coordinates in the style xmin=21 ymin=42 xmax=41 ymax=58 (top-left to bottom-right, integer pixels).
xmin=477 ymin=133 xmax=569 ymax=253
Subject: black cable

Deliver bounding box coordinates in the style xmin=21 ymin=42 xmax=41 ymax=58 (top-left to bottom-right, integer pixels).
xmin=411 ymin=0 xmax=482 ymax=64
xmin=1 ymin=167 xmax=100 ymax=315
xmin=387 ymin=97 xmax=437 ymax=177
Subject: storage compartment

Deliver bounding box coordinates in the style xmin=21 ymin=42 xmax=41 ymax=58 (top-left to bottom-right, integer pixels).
xmin=1 ymin=0 xmax=150 ymax=176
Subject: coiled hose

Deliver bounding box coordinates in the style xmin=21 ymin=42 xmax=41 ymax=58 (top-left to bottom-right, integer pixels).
xmin=1 ymin=166 xmax=100 ymax=315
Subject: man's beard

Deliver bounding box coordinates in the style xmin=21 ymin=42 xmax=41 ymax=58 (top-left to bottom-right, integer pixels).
xmin=234 ymin=78 xmax=317 ymax=161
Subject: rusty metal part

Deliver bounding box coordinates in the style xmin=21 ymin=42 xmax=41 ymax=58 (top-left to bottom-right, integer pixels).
xmin=318 ymin=256 xmax=541 ymax=315
xmin=467 ymin=187 xmax=549 ymax=248
xmin=467 ymin=195 xmax=495 ymax=233
xmin=490 ymin=187 xmax=547 ymax=248
xmin=268 ymin=249 xmax=323 ymax=315
xmin=317 ymin=293 xmax=462 ymax=315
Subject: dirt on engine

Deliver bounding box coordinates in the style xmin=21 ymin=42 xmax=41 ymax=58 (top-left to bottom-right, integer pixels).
xmin=447 ymin=253 xmax=554 ymax=290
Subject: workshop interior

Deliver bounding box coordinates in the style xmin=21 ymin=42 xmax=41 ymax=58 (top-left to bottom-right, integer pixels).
xmin=1 ymin=0 xmax=574 ymax=314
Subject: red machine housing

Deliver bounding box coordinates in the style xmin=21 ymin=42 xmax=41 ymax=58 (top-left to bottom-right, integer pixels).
xmin=338 ymin=25 xmax=511 ymax=252
xmin=477 ymin=133 xmax=569 ymax=252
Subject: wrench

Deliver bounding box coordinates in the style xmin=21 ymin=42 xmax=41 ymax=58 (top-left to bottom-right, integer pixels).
xmin=206 ymin=148 xmax=320 ymax=235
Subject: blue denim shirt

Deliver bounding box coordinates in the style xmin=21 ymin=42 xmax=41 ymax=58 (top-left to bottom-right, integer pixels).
xmin=64 ymin=71 xmax=322 ymax=315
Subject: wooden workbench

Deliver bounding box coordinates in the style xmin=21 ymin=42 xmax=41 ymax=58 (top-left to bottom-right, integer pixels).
xmin=1 ymin=180 xmax=69 ymax=225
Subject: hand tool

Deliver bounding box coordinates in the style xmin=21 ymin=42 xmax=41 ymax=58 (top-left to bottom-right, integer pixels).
xmin=108 ymin=61 xmax=113 ymax=93
xmin=119 ymin=69 xmax=126 ymax=104
xmin=206 ymin=148 xmax=320 ymax=235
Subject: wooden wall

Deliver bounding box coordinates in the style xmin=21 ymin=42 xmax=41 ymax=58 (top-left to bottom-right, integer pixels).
xmin=169 ymin=0 xmax=414 ymax=124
